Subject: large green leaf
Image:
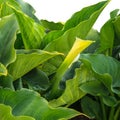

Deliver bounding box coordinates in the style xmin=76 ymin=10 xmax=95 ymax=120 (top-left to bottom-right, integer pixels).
xmin=80 ymin=54 xmax=120 ymax=95
xmin=0 ymin=14 xmax=18 ymax=66
xmin=8 ymin=50 xmax=63 ymax=80
xmin=63 ymin=1 xmax=107 ymax=32
xmin=0 ymin=104 xmax=35 ymax=120
xmin=8 ymin=4 xmax=45 ymax=49
xmin=0 ymin=89 xmax=80 ymax=120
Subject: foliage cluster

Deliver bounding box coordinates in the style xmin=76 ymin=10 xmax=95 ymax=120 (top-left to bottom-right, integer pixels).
xmin=0 ymin=0 xmax=120 ymax=120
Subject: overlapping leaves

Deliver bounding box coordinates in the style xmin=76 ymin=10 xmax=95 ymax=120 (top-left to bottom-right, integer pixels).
xmin=79 ymin=54 xmax=120 ymax=104
xmin=1 ymin=0 xmax=117 ymax=120
xmin=0 ymin=89 xmax=80 ymax=120
xmin=0 ymin=104 xmax=35 ymax=120
xmin=41 ymin=0 xmax=109 ymax=75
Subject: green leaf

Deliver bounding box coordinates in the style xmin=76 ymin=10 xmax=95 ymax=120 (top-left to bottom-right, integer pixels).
xmin=0 ymin=0 xmax=20 ymax=17
xmin=40 ymin=30 xmax=63 ymax=49
xmin=0 ymin=63 xmax=7 ymax=76
xmin=98 ymin=20 xmax=114 ymax=53
xmin=39 ymin=55 xmax=64 ymax=76
xmin=113 ymin=15 xmax=120 ymax=45
xmin=44 ymin=1 xmax=109 ymax=54
xmin=0 ymin=104 xmax=35 ymax=120
xmin=0 ymin=14 xmax=18 ymax=66
xmin=0 ymin=0 xmax=39 ymax=22
xmin=110 ymin=9 xmax=119 ymax=19
xmin=8 ymin=3 xmax=45 ymax=49
xmin=79 ymin=54 xmax=119 ymax=107
xmin=0 ymin=74 xmax=14 ymax=89
xmin=84 ymin=29 xmax=100 ymax=53
xmin=62 ymin=61 xmax=81 ymax=81
xmin=49 ymin=66 xmax=86 ymax=107
xmin=80 ymin=80 xmax=109 ymax=96
xmin=102 ymin=96 xmax=117 ymax=107
xmin=81 ymin=96 xmax=102 ymax=120
xmin=23 ymin=68 xmax=50 ymax=93
xmin=41 ymin=20 xmax=64 ymax=31
xmin=15 ymin=0 xmax=39 ymax=22
xmin=63 ymin=1 xmax=107 ymax=32
xmin=14 ymin=33 xmax=24 ymax=49
xmin=8 ymin=50 xmax=63 ymax=80
xmin=80 ymin=54 xmax=120 ymax=94
xmin=0 ymin=89 xmax=80 ymax=120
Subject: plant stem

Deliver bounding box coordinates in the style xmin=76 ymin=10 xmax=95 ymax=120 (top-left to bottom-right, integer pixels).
xmin=114 ymin=106 xmax=120 ymax=120
xmin=108 ymin=107 xmax=115 ymax=120
xmin=100 ymin=97 xmax=107 ymax=120
xmin=109 ymin=48 xmax=113 ymax=56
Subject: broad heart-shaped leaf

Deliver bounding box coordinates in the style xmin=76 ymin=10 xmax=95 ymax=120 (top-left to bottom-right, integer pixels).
xmin=8 ymin=3 xmax=45 ymax=49
xmin=0 ymin=14 xmax=18 ymax=66
xmin=8 ymin=50 xmax=63 ymax=80
xmin=80 ymin=54 xmax=120 ymax=95
xmin=0 ymin=104 xmax=35 ymax=120
xmin=41 ymin=1 xmax=109 ymax=75
xmin=47 ymin=38 xmax=94 ymax=99
xmin=0 ymin=89 xmax=80 ymax=120
xmin=76 ymin=62 xmax=117 ymax=107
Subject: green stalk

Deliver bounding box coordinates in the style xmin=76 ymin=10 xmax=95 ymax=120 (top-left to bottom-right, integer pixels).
xmin=100 ymin=97 xmax=107 ymax=120
xmin=109 ymin=48 xmax=113 ymax=56
xmin=108 ymin=107 xmax=115 ymax=120
xmin=114 ymin=106 xmax=120 ymax=120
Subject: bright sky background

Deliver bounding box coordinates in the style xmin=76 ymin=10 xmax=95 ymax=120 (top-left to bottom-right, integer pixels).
xmin=24 ymin=0 xmax=119 ymax=31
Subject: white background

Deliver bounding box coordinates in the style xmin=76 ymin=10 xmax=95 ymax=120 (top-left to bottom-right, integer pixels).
xmin=24 ymin=0 xmax=119 ymax=31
